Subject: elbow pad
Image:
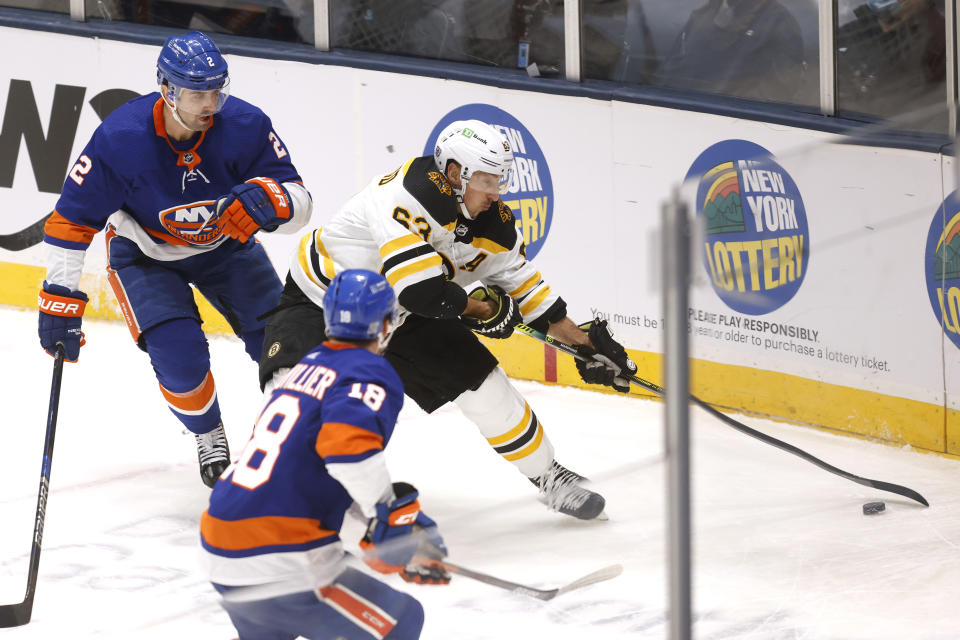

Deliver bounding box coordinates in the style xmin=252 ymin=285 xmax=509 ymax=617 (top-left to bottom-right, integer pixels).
xmin=398 ymin=277 xmax=467 ymax=319
xmin=525 ymin=297 xmax=568 ymax=333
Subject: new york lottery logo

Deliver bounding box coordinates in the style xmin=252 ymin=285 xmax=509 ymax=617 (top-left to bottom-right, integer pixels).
xmin=685 ymin=140 xmax=810 ymax=315
xmin=925 ymin=192 xmax=960 ymax=350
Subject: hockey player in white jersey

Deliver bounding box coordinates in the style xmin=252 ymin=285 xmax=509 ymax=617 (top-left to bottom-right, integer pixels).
xmin=258 ymin=119 xmax=636 ymax=520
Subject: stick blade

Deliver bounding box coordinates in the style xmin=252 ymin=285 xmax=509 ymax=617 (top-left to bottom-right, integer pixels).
xmin=521 ymin=564 xmax=625 ymax=601
xmin=554 ymin=564 xmax=623 ymax=598
xmin=868 ymin=479 xmax=929 ymax=506
xmin=0 ymin=601 xmax=33 ymax=628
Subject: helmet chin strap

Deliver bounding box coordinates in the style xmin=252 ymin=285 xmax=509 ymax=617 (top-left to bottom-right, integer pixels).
xmin=452 ymin=171 xmax=476 ymax=219
xmin=455 ymin=194 xmax=475 ymax=220
xmin=163 ymin=94 xmax=204 ymax=132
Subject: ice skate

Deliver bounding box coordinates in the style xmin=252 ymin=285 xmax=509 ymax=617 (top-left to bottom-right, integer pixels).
xmin=196 ymin=422 xmax=230 ymax=488
xmin=530 ymin=461 xmax=607 ymax=521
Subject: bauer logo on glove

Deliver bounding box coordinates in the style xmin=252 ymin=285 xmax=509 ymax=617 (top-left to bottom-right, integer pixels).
xmin=461 ymin=285 xmax=522 ymax=339
xmin=218 ymin=176 xmax=292 ymax=243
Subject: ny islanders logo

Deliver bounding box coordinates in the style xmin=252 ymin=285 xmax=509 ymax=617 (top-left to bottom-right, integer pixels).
xmin=425 ymin=104 xmax=553 ymax=259
xmin=685 ymin=140 xmax=810 ymax=315
xmin=158 ymin=200 xmax=223 ymax=245
xmin=924 ymin=192 xmax=960 ymax=350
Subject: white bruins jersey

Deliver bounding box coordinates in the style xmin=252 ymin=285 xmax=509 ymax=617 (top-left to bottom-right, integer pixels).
xmin=290 ymin=156 xmax=558 ymax=324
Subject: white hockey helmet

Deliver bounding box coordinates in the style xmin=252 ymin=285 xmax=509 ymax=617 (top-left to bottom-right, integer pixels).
xmin=433 ymin=120 xmax=515 ymax=196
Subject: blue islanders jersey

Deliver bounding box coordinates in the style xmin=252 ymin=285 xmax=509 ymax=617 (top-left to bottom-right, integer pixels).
xmin=44 ymin=93 xmax=304 ymax=263
xmin=201 ymin=342 xmax=404 ymax=590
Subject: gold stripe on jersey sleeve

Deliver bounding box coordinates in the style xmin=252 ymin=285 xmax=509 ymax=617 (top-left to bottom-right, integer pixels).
xmin=485 ymin=402 xmax=532 ymax=446
xmin=470 ymin=236 xmax=512 ymax=254
xmin=384 ymin=254 xmax=443 ymax=287
xmin=519 ymin=285 xmax=551 ymax=316
xmin=503 ymin=425 xmax=544 ymax=462
xmin=400 ymin=156 xmax=416 ymax=176
xmin=313 ymin=231 xmax=336 ymax=282
xmin=379 ymin=233 xmax=422 ymax=259
xmin=297 ymin=232 xmax=324 ymax=289
xmin=510 ymin=272 xmax=543 ymax=298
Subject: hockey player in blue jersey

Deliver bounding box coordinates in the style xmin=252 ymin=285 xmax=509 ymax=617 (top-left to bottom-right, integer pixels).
xmin=202 ymin=269 xmax=448 ymax=640
xmin=37 ymin=31 xmax=312 ymax=487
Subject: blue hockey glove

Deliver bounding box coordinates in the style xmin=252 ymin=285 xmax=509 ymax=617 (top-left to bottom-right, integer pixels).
xmin=360 ymin=482 xmax=450 ymax=585
xmin=461 ymin=285 xmax=522 ymax=339
xmin=38 ymin=281 xmax=88 ymax=363
xmin=219 ymin=177 xmax=292 ymax=242
xmin=575 ymin=319 xmax=637 ymax=393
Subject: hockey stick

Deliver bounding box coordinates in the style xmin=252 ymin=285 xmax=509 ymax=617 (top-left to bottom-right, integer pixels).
xmin=514 ymin=323 xmax=930 ymax=507
xmin=0 ymin=213 xmax=50 ymax=252
xmin=416 ymin=556 xmax=623 ymax=601
xmin=0 ymin=343 xmax=65 ymax=628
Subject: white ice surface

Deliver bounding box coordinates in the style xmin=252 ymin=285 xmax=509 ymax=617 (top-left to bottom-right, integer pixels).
xmin=1 ymin=306 xmax=959 ymax=639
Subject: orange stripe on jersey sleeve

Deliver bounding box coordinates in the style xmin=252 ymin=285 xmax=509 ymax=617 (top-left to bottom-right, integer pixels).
xmin=159 ymin=371 xmax=216 ymax=414
xmin=44 ymin=210 xmax=99 ymax=245
xmin=315 ymin=423 xmax=384 ymax=459
xmin=201 ymin=511 xmax=337 ymax=551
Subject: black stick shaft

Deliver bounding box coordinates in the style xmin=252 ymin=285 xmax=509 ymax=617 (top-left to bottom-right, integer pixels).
xmin=514 ymin=324 xmax=929 ymax=507
xmin=0 ymin=343 xmax=64 ymax=628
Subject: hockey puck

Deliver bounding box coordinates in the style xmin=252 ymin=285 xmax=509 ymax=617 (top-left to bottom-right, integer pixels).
xmin=862 ymin=501 xmax=885 ymax=515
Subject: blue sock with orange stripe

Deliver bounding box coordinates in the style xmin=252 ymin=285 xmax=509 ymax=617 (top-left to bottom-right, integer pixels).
xmin=144 ymin=318 xmax=222 ymax=434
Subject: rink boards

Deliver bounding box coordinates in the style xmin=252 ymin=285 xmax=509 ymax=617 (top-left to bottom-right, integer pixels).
xmin=0 ymin=26 xmax=957 ymax=455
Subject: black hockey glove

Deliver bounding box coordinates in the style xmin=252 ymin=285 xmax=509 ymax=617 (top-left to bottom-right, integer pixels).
xmin=575 ymin=319 xmax=637 ymax=393
xmin=461 ymin=285 xmax=522 ymax=339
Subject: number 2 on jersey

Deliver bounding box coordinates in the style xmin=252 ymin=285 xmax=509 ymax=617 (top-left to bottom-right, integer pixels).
xmin=268 ymin=132 xmax=288 ymax=159
xmin=68 ymin=155 xmax=93 ymax=186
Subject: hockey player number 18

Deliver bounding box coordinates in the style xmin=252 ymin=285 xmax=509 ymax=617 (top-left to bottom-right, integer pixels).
xmin=226 ymin=394 xmax=301 ymax=490
xmin=347 ymin=382 xmax=386 ymax=411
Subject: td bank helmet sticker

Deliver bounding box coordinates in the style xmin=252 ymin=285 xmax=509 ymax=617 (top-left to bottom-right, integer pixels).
xmin=924 ymin=192 xmax=960 ymax=350
xmin=425 ymin=104 xmax=553 ymax=259
xmin=685 ymin=140 xmax=810 ymax=315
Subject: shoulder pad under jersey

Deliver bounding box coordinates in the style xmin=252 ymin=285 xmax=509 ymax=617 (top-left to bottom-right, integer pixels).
xmin=402 ymin=156 xmax=459 ymax=226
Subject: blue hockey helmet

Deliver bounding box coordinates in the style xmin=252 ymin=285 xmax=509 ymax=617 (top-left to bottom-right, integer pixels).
xmin=323 ymin=270 xmax=398 ymax=342
xmin=156 ymin=30 xmax=229 ymax=95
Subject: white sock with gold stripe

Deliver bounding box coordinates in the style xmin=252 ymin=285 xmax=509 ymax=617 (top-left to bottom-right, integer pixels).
xmin=454 ymin=367 xmax=554 ymax=478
